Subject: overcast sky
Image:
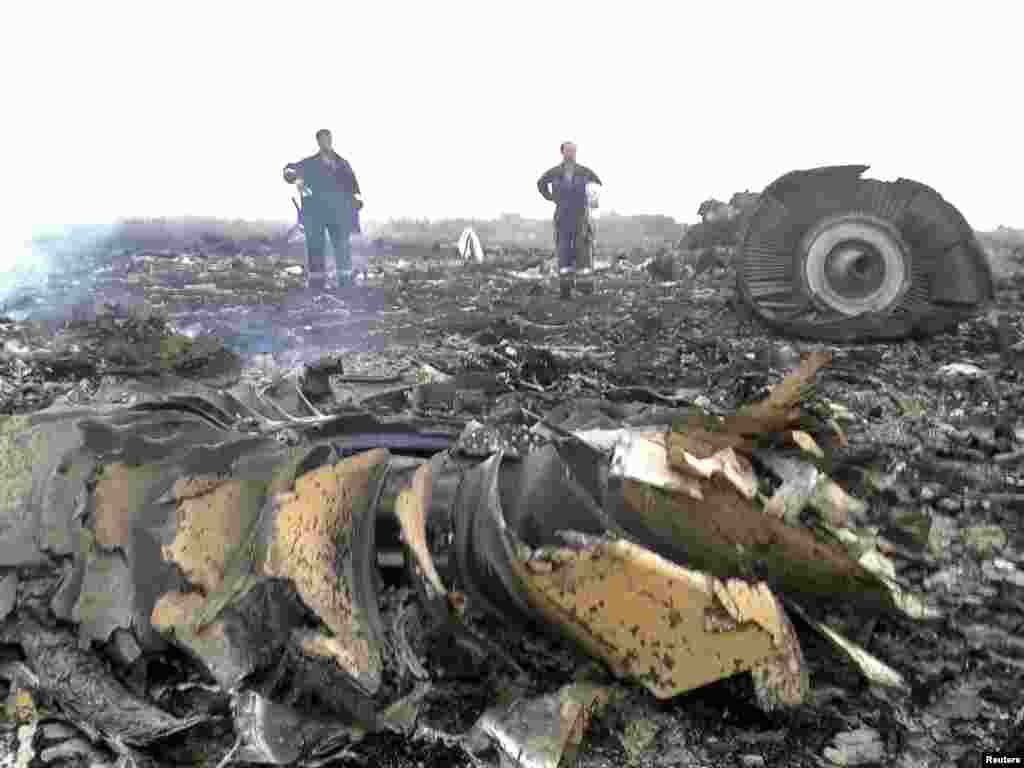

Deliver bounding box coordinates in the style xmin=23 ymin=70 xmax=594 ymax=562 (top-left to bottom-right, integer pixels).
xmin=4 ymin=0 xmax=1021 ymax=248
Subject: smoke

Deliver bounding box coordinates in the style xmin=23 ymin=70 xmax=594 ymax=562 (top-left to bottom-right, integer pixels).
xmin=0 ymin=222 xmax=117 ymax=319
xmin=0 ymin=229 xmax=54 ymax=317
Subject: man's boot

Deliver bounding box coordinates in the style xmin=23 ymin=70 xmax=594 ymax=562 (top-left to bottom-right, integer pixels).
xmin=307 ymin=275 xmax=326 ymax=295
xmin=577 ymin=268 xmax=594 ymax=295
xmin=560 ymin=273 xmax=574 ymax=300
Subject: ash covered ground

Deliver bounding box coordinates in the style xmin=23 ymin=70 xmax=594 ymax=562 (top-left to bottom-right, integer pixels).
xmin=2 ymin=227 xmax=1024 ymax=768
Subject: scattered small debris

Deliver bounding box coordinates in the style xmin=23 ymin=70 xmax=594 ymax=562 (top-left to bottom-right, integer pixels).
xmin=620 ymin=716 xmax=660 ymax=766
xmin=938 ymin=362 xmax=986 ymax=378
xmin=823 ymin=727 xmax=884 ymax=766
xmin=786 ymin=601 xmax=906 ymax=689
xmin=0 ymin=216 xmax=1019 ymax=767
xmin=962 ymin=524 xmax=1008 ymax=558
xmin=471 ymin=683 xmax=610 ymax=768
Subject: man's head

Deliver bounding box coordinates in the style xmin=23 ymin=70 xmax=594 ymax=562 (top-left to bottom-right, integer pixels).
xmin=560 ymin=141 xmax=577 ymax=163
xmin=316 ymin=129 xmax=333 ymax=153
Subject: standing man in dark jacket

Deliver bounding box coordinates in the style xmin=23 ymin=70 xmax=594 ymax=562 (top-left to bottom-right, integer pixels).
xmin=537 ymin=141 xmax=602 ymax=299
xmin=283 ymin=129 xmax=363 ymax=293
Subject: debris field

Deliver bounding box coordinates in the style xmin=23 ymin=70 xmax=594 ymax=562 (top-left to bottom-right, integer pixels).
xmin=1 ymin=227 xmax=1023 ymax=768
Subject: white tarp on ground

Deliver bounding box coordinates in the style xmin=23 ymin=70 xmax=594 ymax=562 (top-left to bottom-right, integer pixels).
xmin=457 ymin=227 xmax=485 ymax=263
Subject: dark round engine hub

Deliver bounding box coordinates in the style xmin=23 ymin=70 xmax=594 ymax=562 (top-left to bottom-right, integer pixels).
xmin=827 ymin=244 xmax=883 ymax=293
xmin=800 ymin=213 xmax=909 ymax=316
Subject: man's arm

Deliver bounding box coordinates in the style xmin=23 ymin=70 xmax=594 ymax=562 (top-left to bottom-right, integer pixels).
xmin=344 ymin=159 xmax=361 ymax=196
xmin=283 ymin=157 xmax=307 ymax=182
xmin=583 ymin=166 xmax=602 ymax=186
xmin=339 ymin=158 xmax=363 ymax=209
xmin=537 ymin=168 xmax=556 ymax=201
xmin=284 ymin=159 xmax=311 ymax=199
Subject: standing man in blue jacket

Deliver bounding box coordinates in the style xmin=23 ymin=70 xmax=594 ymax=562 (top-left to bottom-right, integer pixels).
xmin=283 ymin=129 xmax=363 ymax=293
xmin=537 ymin=141 xmax=602 ymax=299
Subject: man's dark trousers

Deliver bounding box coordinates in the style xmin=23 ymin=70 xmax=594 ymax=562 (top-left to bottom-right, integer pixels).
xmin=303 ymin=204 xmax=353 ymax=290
xmin=558 ymin=205 xmax=589 ymax=267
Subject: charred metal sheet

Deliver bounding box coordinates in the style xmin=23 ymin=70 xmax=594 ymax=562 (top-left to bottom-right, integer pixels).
xmin=6 ymin=613 xmax=209 ymax=746
xmin=281 ymin=626 xmax=385 ymax=726
xmin=231 ymin=690 xmax=368 ymax=766
xmin=0 ymin=394 xmax=468 ymax=729
xmin=606 ymin=352 xmax=937 ymax=622
xmin=401 ymin=352 xmax=930 ymax=705
xmin=392 ymin=459 xmax=530 ymax=686
xmin=511 ymin=534 xmax=808 ymax=707
xmin=450 ymin=441 xmax=616 ymax=621
xmin=784 ymin=600 xmax=906 ymax=689
xmin=76 ymin=412 xmax=231 ymax=463
xmin=128 ymin=394 xmax=244 ymax=430
xmin=472 ymin=683 xmax=610 ymax=768
xmin=163 ymin=477 xmax=267 ymax=595
xmin=0 ymin=374 xmax=933 ymax=758
xmin=310 ymin=412 xmax=461 ymax=457
xmin=736 ymin=164 xmax=994 ymax=341
xmin=151 ymin=442 xmax=396 ymax=721
xmin=374 ymin=455 xmax=429 ymax=518
xmin=0 ymin=570 xmax=16 ymax=621
xmin=39 ymin=447 xmax=95 ymax=557
xmin=384 ymin=448 xmax=476 ymax=595
xmin=71 ymin=528 xmax=138 ymax=647
xmin=0 ymin=415 xmax=88 ymax=567
xmin=395 ymin=463 xmax=448 ymax=615
xmin=87 ymin=374 xmax=244 ymax=418
xmin=259 ymin=448 xmax=391 ymax=695
xmin=497 ymin=443 xmax=614 ymax=547
xmin=443 ymin=450 xmax=809 ymax=708
xmin=452 ymin=452 xmax=535 ymax=622
xmin=610 ymin=430 xmax=710 ymax=500
xmin=151 ymin=582 xmax=303 ymax=690
xmin=614 ymin=476 xmax=891 ymax=613
xmin=351 ymin=452 xmax=393 ymax=657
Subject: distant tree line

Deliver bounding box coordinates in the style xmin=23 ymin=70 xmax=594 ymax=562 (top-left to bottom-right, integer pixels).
xmin=28 ymin=216 xmax=1017 ymax=275
xmin=378 ymin=211 xmax=686 ymax=249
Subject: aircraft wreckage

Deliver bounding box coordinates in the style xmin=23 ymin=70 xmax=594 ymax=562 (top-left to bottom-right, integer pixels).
xmin=735 ymin=165 xmax=995 ymax=341
xmin=0 ymin=354 xmax=941 ymax=766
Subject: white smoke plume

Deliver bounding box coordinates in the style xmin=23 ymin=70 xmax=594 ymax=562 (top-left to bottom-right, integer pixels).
xmin=0 ymin=222 xmax=116 ymax=319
